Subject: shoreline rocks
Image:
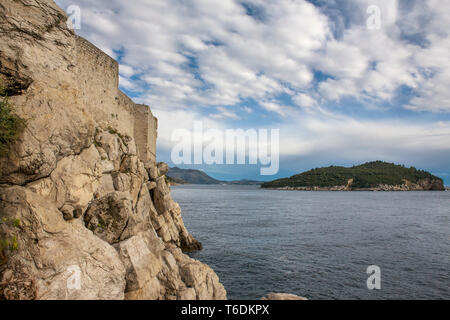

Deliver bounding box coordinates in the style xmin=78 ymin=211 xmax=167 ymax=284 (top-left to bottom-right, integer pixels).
xmin=266 ymin=178 xmax=445 ymax=192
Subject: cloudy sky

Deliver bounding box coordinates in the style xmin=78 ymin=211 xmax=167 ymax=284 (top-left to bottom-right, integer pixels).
xmin=56 ymin=0 xmax=450 ymax=183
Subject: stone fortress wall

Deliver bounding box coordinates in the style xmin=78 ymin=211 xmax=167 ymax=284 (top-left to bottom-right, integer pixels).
xmin=74 ymin=36 xmax=157 ymax=164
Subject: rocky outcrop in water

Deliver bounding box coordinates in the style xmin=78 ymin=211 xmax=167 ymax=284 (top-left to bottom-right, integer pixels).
xmin=261 ymin=293 xmax=307 ymax=300
xmin=0 ymin=0 xmax=225 ymax=300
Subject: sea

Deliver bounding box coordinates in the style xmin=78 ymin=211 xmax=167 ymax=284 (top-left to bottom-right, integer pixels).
xmin=171 ymin=184 xmax=450 ymax=300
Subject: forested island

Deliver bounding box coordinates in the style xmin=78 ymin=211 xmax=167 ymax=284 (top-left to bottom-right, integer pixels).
xmin=261 ymin=161 xmax=445 ymax=191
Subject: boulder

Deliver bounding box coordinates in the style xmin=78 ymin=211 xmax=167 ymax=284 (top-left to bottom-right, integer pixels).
xmin=148 ymin=166 xmax=160 ymax=181
xmin=146 ymin=181 xmax=157 ymax=191
xmin=60 ymin=204 xmax=83 ymax=221
xmin=50 ymin=144 xmax=102 ymax=211
xmin=95 ymin=174 xmax=115 ymax=199
xmin=157 ymin=162 xmax=169 ymax=176
xmin=114 ymin=233 xmax=162 ymax=292
xmin=83 ymin=192 xmax=133 ymax=244
xmin=112 ymin=172 xmax=132 ymax=192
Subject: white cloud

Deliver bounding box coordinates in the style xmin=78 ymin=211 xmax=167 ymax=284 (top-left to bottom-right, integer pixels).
xmin=259 ymin=101 xmax=293 ymax=117
xmin=210 ymin=107 xmax=241 ymax=120
xmin=55 ymin=0 xmax=450 ymax=113
xmin=54 ymin=0 xmax=450 ymax=174
xmin=313 ymin=0 xmax=450 ymax=110
xmin=118 ymin=75 xmax=138 ymax=92
xmin=293 ymin=93 xmax=318 ymax=108
xmin=119 ymin=64 xmax=136 ymax=78
xmin=242 ymin=106 xmax=253 ymax=113
xmin=151 ymin=108 xmax=224 ymax=152
xmin=57 ymin=0 xmax=332 ymax=113
xmin=278 ymin=113 xmax=450 ymax=164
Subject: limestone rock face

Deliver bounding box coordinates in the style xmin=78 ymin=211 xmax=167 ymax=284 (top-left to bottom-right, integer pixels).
xmin=118 ymin=232 xmax=226 ymax=300
xmin=0 ymin=186 xmax=126 ymax=300
xmin=0 ymin=0 xmax=226 ymax=300
xmin=0 ymin=0 xmax=93 ymax=186
xmin=417 ymin=178 xmax=445 ymax=191
xmin=370 ymin=178 xmax=445 ymax=191
xmin=149 ymin=170 xmax=203 ymax=252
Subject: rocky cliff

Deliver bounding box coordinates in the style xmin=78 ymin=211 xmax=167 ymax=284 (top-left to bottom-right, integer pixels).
xmin=0 ymin=0 xmax=226 ymax=300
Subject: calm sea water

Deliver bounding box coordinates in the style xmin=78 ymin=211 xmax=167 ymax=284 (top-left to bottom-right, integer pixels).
xmin=171 ymin=185 xmax=450 ymax=300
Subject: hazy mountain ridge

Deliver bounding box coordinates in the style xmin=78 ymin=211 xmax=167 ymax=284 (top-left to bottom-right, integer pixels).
xmin=167 ymin=167 xmax=262 ymax=185
xmin=167 ymin=167 xmax=221 ymax=184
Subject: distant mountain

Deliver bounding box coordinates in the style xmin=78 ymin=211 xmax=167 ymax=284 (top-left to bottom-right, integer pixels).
xmin=166 ymin=168 xmax=263 ymax=185
xmin=261 ymin=161 xmax=445 ymax=191
xmin=167 ymin=167 xmax=221 ymax=184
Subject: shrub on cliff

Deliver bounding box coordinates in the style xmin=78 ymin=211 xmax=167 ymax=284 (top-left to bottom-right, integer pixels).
xmin=0 ymin=89 xmax=26 ymax=157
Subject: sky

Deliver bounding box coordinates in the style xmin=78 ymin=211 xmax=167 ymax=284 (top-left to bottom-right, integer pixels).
xmin=56 ymin=0 xmax=450 ymax=184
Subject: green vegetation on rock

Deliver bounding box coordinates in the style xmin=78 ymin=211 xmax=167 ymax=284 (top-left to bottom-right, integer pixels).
xmin=261 ymin=161 xmax=444 ymax=189
xmin=0 ymin=235 xmax=19 ymax=265
xmin=0 ymin=88 xmax=26 ymax=157
xmin=0 ymin=217 xmax=22 ymax=264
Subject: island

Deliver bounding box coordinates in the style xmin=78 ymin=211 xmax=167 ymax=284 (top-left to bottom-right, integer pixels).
xmin=261 ymin=161 xmax=445 ymax=191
